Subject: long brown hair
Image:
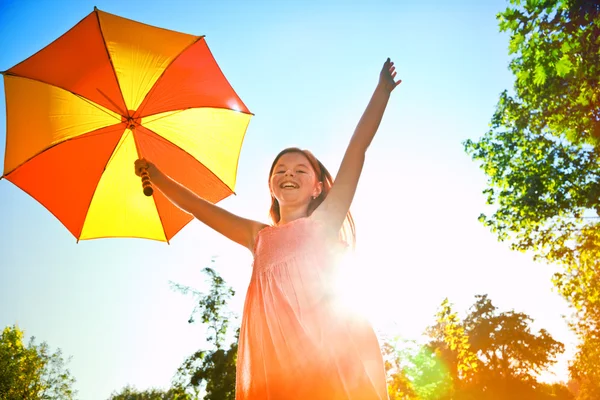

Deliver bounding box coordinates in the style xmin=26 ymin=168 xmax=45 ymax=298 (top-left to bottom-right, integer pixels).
xmin=268 ymin=147 xmax=356 ymax=247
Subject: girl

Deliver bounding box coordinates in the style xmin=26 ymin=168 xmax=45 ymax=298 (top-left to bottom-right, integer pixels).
xmin=135 ymin=58 xmax=400 ymax=399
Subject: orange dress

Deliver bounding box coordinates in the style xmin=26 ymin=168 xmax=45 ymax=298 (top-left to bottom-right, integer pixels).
xmin=236 ymin=217 xmax=389 ymax=400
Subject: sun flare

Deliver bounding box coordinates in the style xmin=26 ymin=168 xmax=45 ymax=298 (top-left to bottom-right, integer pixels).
xmin=333 ymin=251 xmax=388 ymax=322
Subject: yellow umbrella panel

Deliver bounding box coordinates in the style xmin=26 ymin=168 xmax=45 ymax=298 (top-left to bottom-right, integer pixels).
xmin=1 ymin=8 xmax=252 ymax=242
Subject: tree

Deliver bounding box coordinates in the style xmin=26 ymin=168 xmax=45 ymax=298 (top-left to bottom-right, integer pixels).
xmin=464 ymin=295 xmax=565 ymax=398
xmin=171 ymin=259 xmax=238 ymax=399
xmin=567 ymin=314 xmax=600 ymax=400
xmin=427 ymin=299 xmax=478 ymax=388
xmin=426 ymin=296 xmax=568 ymax=399
xmin=463 ymin=0 xmax=600 ymax=396
xmin=463 ymin=0 xmax=600 ymax=277
xmin=0 ymin=324 xmax=77 ymax=399
xmin=556 ymin=229 xmax=600 ymax=400
xmin=107 ymin=385 xmax=192 ymax=400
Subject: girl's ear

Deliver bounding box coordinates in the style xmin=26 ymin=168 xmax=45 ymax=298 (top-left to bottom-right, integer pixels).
xmin=313 ymin=181 xmax=323 ymax=197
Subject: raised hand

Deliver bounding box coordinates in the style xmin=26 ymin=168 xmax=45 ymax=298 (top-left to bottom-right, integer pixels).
xmin=379 ymin=58 xmax=401 ymax=93
xmin=134 ymin=158 xmax=155 ymax=178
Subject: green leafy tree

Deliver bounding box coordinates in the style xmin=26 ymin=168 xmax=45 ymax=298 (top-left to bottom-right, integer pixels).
xmin=463 ymin=0 xmax=600 ymax=276
xmin=463 ymin=295 xmax=565 ymax=398
xmin=171 ymin=259 xmax=238 ymax=400
xmin=463 ymin=0 xmax=600 ymax=396
xmin=426 ymin=299 xmax=478 ymax=395
xmin=0 ymin=324 xmax=77 ymax=399
xmin=568 ymin=313 xmax=600 ymax=400
xmin=427 ymin=296 xmax=567 ymax=399
xmin=557 ymin=230 xmax=600 ymax=400
xmin=107 ymin=385 xmax=192 ymax=400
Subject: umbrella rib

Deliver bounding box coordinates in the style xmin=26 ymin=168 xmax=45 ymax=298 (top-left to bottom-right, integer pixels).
xmin=76 ymin=128 xmax=129 ymax=240
xmin=2 ymin=73 xmax=124 ymax=121
xmin=1 ymin=125 xmax=124 ymax=178
xmin=130 ymin=129 xmax=181 ymax=244
xmin=94 ymin=7 xmax=129 ymax=117
xmin=103 ymin=129 xmax=131 ymax=169
xmin=140 ymin=109 xmax=189 ymax=125
xmin=135 ymin=35 xmax=205 ymax=118
xmin=96 ymin=88 xmax=126 ymax=116
xmin=143 ymin=106 xmax=254 ymax=122
xmin=152 ymin=194 xmax=170 ymax=245
xmin=128 ymin=129 xmax=169 ymax=242
xmin=73 ymin=92 xmax=123 ymax=122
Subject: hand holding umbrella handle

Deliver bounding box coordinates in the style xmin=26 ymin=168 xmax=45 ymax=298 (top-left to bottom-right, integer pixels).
xmin=140 ymin=167 xmax=154 ymax=196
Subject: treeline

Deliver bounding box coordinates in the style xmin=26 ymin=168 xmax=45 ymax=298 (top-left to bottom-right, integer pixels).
xmin=463 ymin=0 xmax=600 ymax=398
xmin=0 ymin=263 xmax=584 ymax=399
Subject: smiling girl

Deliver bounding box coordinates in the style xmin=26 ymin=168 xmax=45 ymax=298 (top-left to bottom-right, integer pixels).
xmin=135 ymin=58 xmax=400 ymax=399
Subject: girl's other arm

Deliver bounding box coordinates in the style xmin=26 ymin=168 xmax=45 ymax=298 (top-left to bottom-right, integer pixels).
xmin=136 ymin=160 xmax=266 ymax=251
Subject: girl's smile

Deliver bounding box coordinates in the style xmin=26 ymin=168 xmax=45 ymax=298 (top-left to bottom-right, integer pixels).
xmin=270 ymin=152 xmax=321 ymax=205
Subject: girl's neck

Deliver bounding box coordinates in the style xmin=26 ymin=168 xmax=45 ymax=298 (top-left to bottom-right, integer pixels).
xmin=277 ymin=205 xmax=310 ymax=226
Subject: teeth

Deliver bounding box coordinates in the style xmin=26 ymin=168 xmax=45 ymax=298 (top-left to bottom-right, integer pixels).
xmin=280 ymin=182 xmax=298 ymax=189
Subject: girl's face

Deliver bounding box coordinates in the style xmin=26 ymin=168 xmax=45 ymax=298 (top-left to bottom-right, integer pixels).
xmin=270 ymin=152 xmax=322 ymax=207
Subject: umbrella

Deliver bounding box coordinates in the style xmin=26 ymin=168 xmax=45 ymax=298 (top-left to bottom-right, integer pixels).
xmin=1 ymin=7 xmax=252 ymax=243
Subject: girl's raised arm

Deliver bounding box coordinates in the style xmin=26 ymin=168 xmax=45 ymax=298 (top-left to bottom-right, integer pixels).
xmin=135 ymin=159 xmax=266 ymax=251
xmin=314 ymin=58 xmax=401 ymax=234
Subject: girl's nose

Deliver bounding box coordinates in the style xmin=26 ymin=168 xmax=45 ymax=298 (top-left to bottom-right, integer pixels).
xmin=284 ymin=169 xmax=294 ymax=176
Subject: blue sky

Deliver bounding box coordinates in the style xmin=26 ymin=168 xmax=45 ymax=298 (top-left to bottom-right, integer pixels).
xmin=0 ymin=0 xmax=576 ymax=399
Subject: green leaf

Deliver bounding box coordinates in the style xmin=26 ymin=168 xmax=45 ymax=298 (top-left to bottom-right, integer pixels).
xmin=509 ymin=33 xmax=525 ymax=54
xmin=560 ymin=40 xmax=571 ymax=53
xmin=533 ymin=64 xmax=547 ymax=85
xmin=517 ymin=68 xmax=531 ymax=84
xmin=555 ymin=54 xmax=573 ymax=77
xmin=576 ymin=88 xmax=591 ymax=106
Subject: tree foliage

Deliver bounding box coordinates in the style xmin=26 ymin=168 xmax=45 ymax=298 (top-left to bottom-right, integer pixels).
xmin=171 ymin=260 xmax=238 ymax=400
xmin=464 ymin=0 xmax=600 ymax=263
xmin=389 ymin=296 xmax=571 ymax=400
xmin=463 ymin=295 xmax=564 ymax=384
xmin=463 ymin=0 xmax=600 ymax=395
xmin=427 ymin=299 xmax=479 ymax=386
xmin=0 ymin=324 xmax=77 ymax=400
xmin=107 ymin=385 xmax=192 ymax=400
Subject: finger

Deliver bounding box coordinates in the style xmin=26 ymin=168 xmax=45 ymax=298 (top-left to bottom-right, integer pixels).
xmin=136 ymin=161 xmax=147 ymax=173
xmin=391 ymin=71 xmax=397 ymax=79
xmin=395 ymin=80 xmax=402 ymax=87
xmin=389 ymin=66 xmax=396 ymax=75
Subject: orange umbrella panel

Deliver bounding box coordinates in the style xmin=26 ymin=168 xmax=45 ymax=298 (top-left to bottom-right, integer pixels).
xmin=1 ymin=8 xmax=252 ymax=242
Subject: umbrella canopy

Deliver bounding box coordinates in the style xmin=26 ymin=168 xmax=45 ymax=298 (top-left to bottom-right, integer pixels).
xmin=1 ymin=8 xmax=252 ymax=243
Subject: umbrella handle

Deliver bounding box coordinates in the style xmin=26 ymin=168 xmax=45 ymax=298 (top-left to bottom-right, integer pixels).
xmin=140 ymin=167 xmax=154 ymax=196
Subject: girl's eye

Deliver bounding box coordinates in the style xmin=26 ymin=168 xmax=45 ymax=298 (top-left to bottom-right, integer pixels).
xmin=297 ymin=170 xmax=306 ymax=174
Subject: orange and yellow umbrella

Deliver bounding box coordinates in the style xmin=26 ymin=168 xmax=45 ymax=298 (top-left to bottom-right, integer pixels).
xmin=1 ymin=8 xmax=252 ymax=243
